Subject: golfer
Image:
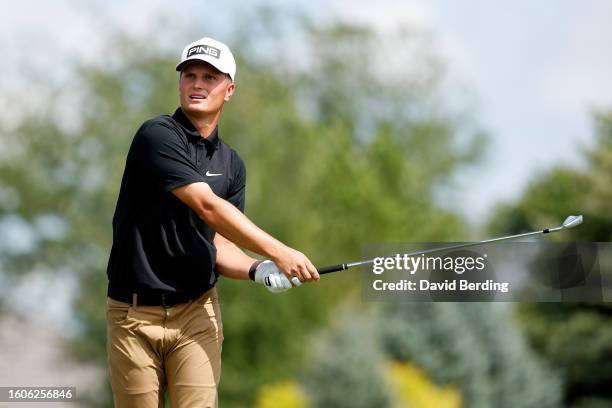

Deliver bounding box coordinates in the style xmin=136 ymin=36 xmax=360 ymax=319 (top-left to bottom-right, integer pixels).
xmin=106 ymin=36 xmax=319 ymax=407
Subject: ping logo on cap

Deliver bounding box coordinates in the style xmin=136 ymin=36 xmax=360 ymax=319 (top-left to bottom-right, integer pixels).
xmin=187 ymin=45 xmax=221 ymax=59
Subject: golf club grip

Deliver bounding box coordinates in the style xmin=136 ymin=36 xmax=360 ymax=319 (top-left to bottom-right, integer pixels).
xmin=317 ymin=264 xmax=348 ymax=274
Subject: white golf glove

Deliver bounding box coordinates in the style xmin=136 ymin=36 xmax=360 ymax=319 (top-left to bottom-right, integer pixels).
xmin=253 ymin=260 xmax=302 ymax=293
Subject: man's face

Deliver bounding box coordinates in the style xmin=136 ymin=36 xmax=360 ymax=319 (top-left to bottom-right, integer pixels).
xmin=179 ymin=61 xmax=235 ymax=117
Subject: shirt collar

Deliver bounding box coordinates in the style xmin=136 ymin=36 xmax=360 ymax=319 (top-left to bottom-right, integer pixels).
xmin=172 ymin=108 xmax=220 ymax=150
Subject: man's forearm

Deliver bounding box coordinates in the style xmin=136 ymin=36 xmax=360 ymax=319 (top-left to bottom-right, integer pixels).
xmin=173 ymin=182 xmax=287 ymax=261
xmin=214 ymin=234 xmax=257 ymax=280
xmin=203 ymin=198 xmax=286 ymax=259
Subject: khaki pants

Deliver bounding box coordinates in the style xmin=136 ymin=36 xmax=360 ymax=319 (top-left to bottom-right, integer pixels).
xmin=106 ymin=288 xmax=223 ymax=408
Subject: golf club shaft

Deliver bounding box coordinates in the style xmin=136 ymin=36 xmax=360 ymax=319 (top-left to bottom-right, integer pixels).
xmin=317 ymin=225 xmax=563 ymax=275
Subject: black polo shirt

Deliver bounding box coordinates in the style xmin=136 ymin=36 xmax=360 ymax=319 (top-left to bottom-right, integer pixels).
xmin=106 ymin=108 xmax=246 ymax=299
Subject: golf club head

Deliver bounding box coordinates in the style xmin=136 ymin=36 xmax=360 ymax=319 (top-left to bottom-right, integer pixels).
xmin=562 ymin=215 xmax=583 ymax=229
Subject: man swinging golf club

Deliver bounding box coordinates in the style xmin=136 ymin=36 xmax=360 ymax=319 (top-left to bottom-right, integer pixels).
xmin=106 ymin=36 xmax=319 ymax=408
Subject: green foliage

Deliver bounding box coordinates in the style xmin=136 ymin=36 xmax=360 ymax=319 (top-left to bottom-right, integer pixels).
xmin=304 ymin=311 xmax=393 ymax=408
xmin=489 ymin=112 xmax=612 ymax=406
xmin=304 ymin=304 xmax=561 ymax=407
xmin=378 ymin=303 xmax=561 ymax=407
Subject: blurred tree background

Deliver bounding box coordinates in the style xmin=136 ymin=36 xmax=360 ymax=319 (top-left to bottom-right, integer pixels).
xmin=486 ymin=112 xmax=612 ymax=408
xmin=0 ymin=6 xmax=609 ymax=408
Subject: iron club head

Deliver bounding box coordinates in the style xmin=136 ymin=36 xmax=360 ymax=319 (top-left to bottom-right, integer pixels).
xmin=562 ymin=215 xmax=583 ymax=229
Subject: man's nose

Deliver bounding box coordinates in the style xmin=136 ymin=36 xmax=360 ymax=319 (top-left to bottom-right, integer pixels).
xmin=193 ymin=77 xmax=206 ymax=89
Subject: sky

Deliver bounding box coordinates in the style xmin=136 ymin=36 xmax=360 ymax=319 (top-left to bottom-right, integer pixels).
xmin=331 ymin=0 xmax=612 ymax=219
xmin=0 ymin=0 xmax=611 ymax=329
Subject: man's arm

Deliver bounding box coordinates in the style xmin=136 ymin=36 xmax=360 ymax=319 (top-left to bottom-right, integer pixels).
xmin=215 ymin=234 xmax=297 ymax=292
xmin=213 ymin=233 xmax=254 ymax=280
xmin=172 ymin=182 xmax=319 ymax=282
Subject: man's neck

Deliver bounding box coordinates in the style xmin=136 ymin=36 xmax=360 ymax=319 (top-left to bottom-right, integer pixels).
xmin=182 ymin=109 xmax=222 ymax=138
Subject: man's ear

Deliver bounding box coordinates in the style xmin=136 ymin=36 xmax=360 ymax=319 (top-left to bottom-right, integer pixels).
xmin=224 ymin=81 xmax=236 ymax=102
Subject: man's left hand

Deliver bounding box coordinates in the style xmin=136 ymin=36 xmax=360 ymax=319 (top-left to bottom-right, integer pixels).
xmin=253 ymin=260 xmax=301 ymax=293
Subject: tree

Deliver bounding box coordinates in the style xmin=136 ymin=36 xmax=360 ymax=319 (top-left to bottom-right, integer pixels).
xmin=304 ymin=303 xmax=561 ymax=407
xmin=487 ymin=111 xmax=612 ymax=407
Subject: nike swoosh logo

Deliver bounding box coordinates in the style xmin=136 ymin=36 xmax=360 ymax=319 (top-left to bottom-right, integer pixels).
xmin=206 ymin=171 xmax=223 ymax=177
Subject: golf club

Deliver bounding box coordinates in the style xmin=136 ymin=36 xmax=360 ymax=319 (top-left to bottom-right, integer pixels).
xmin=317 ymin=214 xmax=584 ymax=275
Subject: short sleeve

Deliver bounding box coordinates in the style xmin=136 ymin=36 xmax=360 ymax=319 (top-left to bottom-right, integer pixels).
xmin=226 ymin=152 xmax=246 ymax=212
xmin=129 ymin=121 xmax=205 ymax=192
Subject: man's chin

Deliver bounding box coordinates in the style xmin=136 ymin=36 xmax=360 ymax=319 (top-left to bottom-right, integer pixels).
xmin=182 ymin=105 xmax=213 ymax=117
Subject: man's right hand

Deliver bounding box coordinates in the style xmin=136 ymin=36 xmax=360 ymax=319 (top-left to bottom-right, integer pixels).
xmin=272 ymin=246 xmax=320 ymax=284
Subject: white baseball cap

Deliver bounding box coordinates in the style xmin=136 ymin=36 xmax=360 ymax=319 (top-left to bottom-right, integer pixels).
xmin=176 ymin=37 xmax=236 ymax=81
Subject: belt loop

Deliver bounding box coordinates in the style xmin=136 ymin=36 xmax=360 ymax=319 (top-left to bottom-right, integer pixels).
xmin=132 ymin=293 xmax=138 ymax=310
